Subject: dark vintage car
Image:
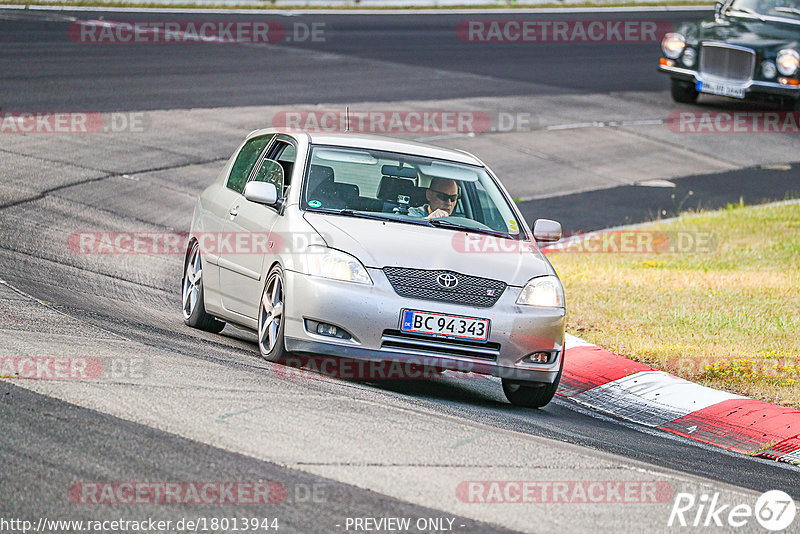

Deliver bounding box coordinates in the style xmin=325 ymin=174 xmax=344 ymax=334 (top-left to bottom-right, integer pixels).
xmin=658 ymin=0 xmax=800 ymax=109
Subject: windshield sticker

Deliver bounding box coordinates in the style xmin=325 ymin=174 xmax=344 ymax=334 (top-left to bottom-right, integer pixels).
xmin=508 ymin=220 xmax=519 ymax=232
xmin=308 ymin=199 xmax=322 ymax=208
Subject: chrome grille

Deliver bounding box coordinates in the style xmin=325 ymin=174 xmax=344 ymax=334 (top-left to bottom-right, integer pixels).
xmin=383 ymin=267 xmax=505 ymax=308
xmin=699 ymin=44 xmax=755 ymax=83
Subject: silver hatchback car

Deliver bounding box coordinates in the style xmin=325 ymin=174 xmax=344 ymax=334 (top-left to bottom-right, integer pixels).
xmin=183 ymin=129 xmax=566 ymax=407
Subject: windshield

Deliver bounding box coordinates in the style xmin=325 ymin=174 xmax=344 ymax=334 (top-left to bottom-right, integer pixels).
xmin=729 ymin=0 xmax=800 ymax=19
xmin=301 ymin=145 xmax=525 ymax=239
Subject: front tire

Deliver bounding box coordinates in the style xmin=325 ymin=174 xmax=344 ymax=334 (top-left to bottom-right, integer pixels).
xmin=670 ymin=78 xmax=699 ymax=104
xmin=182 ymin=241 xmax=225 ymax=334
xmin=258 ymin=265 xmax=288 ymax=362
xmin=502 ymin=356 xmax=563 ymax=408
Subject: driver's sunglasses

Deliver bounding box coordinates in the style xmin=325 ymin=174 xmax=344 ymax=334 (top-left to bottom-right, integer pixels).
xmin=432 ymin=190 xmax=459 ymax=203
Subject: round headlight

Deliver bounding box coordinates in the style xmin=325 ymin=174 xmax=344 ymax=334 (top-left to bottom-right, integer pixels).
xmin=761 ymin=60 xmax=777 ymax=79
xmin=662 ymin=33 xmax=686 ymax=60
xmin=776 ymin=49 xmax=800 ymax=76
xmin=682 ymin=48 xmax=697 ymax=67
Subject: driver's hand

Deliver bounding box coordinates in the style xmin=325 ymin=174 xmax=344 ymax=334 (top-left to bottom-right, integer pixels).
xmin=426 ymin=209 xmax=450 ymax=219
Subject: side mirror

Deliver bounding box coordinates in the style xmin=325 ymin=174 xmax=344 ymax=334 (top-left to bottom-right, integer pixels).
xmin=244 ymin=181 xmax=279 ymax=206
xmin=533 ymin=219 xmax=562 ymax=243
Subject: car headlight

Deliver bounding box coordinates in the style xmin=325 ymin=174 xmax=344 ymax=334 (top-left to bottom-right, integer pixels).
xmin=762 ymin=60 xmax=778 ymax=79
xmin=516 ymin=275 xmax=565 ymax=308
xmin=682 ymin=47 xmax=697 ymax=67
xmin=303 ymin=246 xmax=372 ymax=284
xmin=661 ymin=33 xmax=686 ymax=60
xmin=776 ymin=49 xmax=800 ymax=76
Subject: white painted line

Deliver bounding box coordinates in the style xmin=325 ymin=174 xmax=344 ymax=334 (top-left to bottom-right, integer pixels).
xmin=545 ymin=118 xmax=664 ymax=131
xmin=414 ymin=132 xmax=475 ymax=142
xmin=779 ymin=450 xmax=800 ymax=464
xmin=564 ymin=332 xmax=595 ymax=349
xmin=571 ymin=370 xmax=744 ymax=427
xmin=635 ymin=179 xmax=676 ymax=188
xmin=0 ymin=3 xmax=714 ymax=15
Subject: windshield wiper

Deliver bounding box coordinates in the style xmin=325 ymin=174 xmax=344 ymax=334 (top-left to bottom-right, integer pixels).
xmin=728 ymin=7 xmax=766 ymax=20
xmin=775 ymin=7 xmax=800 ymax=16
xmin=427 ymin=218 xmax=516 ymax=239
xmin=335 ymin=209 xmax=395 ymax=221
xmin=308 ymin=207 xmax=434 ymax=226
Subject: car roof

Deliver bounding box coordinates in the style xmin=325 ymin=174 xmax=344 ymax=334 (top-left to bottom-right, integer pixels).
xmin=247 ymin=128 xmax=483 ymax=166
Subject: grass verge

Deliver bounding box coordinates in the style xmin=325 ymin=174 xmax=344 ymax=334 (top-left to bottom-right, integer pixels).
xmin=547 ymin=200 xmax=800 ymax=408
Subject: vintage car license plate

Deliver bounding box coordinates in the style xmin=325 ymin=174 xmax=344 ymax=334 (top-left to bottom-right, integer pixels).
xmin=400 ymin=309 xmax=490 ymax=342
xmin=697 ymin=80 xmax=745 ymax=99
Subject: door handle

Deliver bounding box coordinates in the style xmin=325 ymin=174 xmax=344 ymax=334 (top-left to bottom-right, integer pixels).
xmin=229 ymin=206 xmax=239 ymax=217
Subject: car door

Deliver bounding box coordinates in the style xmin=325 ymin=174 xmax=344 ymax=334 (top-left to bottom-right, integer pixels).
xmin=199 ymin=133 xmax=274 ymax=307
xmin=219 ymin=136 xmax=297 ymax=319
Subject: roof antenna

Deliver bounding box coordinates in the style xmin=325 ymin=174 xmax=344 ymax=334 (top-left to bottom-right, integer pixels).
xmin=345 ymin=106 xmax=350 ymax=132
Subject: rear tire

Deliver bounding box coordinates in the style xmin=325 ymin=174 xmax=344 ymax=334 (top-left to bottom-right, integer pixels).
xmin=182 ymin=241 xmax=225 ymax=334
xmin=670 ymin=78 xmax=699 ymax=104
xmin=502 ymin=356 xmax=563 ymax=408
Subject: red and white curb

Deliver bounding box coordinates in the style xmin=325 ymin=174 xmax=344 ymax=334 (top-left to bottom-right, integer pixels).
xmin=558 ymin=334 xmax=800 ymax=465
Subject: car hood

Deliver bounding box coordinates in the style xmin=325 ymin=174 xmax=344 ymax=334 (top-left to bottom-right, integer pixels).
xmin=303 ymin=212 xmax=554 ymax=287
xmin=686 ymin=18 xmax=800 ymax=52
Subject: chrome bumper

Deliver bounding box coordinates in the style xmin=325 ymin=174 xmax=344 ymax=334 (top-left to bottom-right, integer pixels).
xmin=659 ymin=64 xmax=800 ymax=97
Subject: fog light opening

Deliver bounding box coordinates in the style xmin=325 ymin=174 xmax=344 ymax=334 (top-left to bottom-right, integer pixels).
xmin=305 ymin=319 xmax=352 ymax=340
xmin=523 ymin=351 xmax=552 ymax=364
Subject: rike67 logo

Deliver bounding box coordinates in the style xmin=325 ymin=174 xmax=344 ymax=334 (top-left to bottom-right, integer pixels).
xmin=668 ymin=490 xmax=796 ymax=530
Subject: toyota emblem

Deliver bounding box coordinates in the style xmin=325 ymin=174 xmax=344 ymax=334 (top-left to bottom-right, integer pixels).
xmin=436 ymin=272 xmax=459 ymax=289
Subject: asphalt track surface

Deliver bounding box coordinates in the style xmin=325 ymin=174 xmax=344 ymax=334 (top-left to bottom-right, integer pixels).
xmin=1 ymin=10 xmax=707 ymax=111
xmin=1 ymin=7 xmax=800 ymax=534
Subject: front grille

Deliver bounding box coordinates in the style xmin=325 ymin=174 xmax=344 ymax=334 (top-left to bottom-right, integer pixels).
xmin=699 ymin=44 xmax=755 ymax=83
xmin=381 ymin=330 xmax=500 ymax=361
xmin=383 ymin=267 xmax=506 ymax=308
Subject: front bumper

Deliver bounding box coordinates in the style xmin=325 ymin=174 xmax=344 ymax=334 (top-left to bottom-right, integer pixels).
xmin=659 ymin=64 xmax=800 ymax=98
xmin=282 ymin=268 xmax=565 ymax=384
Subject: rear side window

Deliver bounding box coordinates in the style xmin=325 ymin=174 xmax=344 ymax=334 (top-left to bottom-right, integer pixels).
xmin=227 ymin=135 xmax=274 ymax=194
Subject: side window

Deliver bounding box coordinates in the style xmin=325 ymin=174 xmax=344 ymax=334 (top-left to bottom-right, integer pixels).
xmin=227 ymin=134 xmax=274 ymax=194
xmin=277 ymin=143 xmax=296 ymax=185
xmin=255 ymin=140 xmax=296 ymax=196
xmin=251 ymin=159 xmax=285 ymax=193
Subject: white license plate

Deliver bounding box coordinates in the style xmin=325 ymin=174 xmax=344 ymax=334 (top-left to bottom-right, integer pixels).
xmin=697 ymin=80 xmax=745 ymax=99
xmin=400 ymin=309 xmax=490 ymax=342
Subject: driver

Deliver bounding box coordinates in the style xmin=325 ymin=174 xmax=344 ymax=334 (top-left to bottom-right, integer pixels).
xmin=408 ymin=177 xmax=459 ymax=219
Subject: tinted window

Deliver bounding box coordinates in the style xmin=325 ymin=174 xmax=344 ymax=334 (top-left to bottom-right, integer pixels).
xmin=251 ymin=159 xmax=285 ymax=193
xmin=262 ymin=140 xmax=297 ymax=195
xmin=227 ymin=135 xmax=274 ymax=194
